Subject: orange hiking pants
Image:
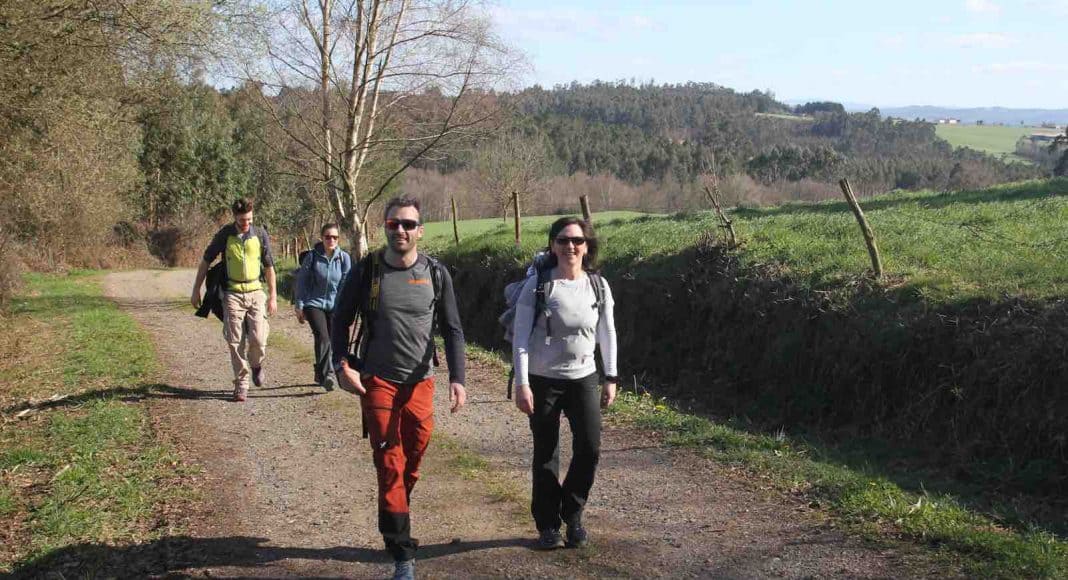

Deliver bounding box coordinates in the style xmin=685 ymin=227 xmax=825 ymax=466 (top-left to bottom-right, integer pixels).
xmin=361 ymin=374 xmax=435 ymax=561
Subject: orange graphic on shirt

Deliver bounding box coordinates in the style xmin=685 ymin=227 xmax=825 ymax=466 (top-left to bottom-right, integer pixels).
xmin=408 ymin=278 xmax=430 ymax=285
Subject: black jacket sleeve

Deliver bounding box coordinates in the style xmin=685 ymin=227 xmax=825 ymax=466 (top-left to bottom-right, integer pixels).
xmin=330 ymin=257 xmax=363 ymax=369
xmin=436 ymin=265 xmax=466 ymax=385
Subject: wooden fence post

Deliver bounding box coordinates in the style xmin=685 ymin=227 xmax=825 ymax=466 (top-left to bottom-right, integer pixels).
xmin=838 ymin=178 xmax=883 ymax=279
xmin=512 ymin=191 xmax=521 ymax=246
xmin=451 ymin=196 xmax=460 ymax=246
xmin=580 ymin=195 xmax=592 ymax=222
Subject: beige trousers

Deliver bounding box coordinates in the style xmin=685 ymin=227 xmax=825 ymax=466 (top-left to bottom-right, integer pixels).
xmin=223 ymin=290 xmax=269 ymax=389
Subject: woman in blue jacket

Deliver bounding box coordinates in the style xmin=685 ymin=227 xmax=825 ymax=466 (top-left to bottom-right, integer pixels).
xmin=294 ymin=223 xmax=352 ymax=389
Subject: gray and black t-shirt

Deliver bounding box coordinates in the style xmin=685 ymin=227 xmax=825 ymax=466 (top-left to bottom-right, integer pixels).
xmin=331 ymin=252 xmax=466 ymax=385
xmin=361 ymin=257 xmax=437 ymax=383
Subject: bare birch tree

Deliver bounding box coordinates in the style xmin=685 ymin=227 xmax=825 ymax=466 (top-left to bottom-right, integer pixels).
xmin=248 ymin=0 xmax=519 ymax=256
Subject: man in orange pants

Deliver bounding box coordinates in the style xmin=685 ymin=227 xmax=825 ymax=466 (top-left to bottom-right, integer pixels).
xmin=331 ymin=196 xmax=466 ymax=580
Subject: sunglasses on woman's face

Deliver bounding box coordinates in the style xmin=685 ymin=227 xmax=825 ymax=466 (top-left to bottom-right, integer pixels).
xmin=385 ymin=218 xmax=421 ymax=231
xmin=554 ymin=236 xmax=586 ymax=246
xmin=323 ymin=235 xmax=339 ymax=240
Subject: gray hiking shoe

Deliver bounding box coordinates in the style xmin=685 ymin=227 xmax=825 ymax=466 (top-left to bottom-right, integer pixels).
xmin=233 ymin=385 xmax=248 ymax=402
xmin=251 ymin=366 xmax=264 ymax=387
xmin=322 ymin=374 xmax=337 ymax=391
xmin=535 ymin=528 xmax=564 ymax=550
xmin=392 ymin=558 xmax=415 ymax=580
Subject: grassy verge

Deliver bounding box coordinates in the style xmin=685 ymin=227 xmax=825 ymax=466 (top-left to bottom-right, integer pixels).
xmin=461 ymin=341 xmax=1064 ymax=579
xmin=606 ymin=391 xmax=1065 ymax=579
xmin=0 ymin=272 xmax=195 ymax=573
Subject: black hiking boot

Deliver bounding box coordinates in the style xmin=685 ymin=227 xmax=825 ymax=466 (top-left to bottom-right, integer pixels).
xmin=251 ymin=366 xmax=265 ymax=387
xmin=535 ymin=528 xmax=564 ymax=550
xmin=565 ymin=522 xmax=589 ymax=548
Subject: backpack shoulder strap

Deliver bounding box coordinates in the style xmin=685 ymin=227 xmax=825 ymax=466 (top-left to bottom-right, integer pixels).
xmin=534 ymin=265 xmax=555 ymax=341
xmin=589 ymin=272 xmax=606 ymax=312
xmin=425 ymin=254 xmax=444 ymax=304
xmin=349 ymin=250 xmax=381 ymax=357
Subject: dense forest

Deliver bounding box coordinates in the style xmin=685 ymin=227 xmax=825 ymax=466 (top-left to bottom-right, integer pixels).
xmin=0 ymin=1 xmax=1056 ymax=295
xmin=503 ymin=82 xmax=1039 ymax=191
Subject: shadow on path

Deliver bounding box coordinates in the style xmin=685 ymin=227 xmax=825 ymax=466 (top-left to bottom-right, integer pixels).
xmin=10 ymin=535 xmax=530 ymax=579
xmin=3 ymin=383 xmax=325 ymax=415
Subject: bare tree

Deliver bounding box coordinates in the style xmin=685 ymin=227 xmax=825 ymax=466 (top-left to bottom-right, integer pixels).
xmin=248 ymin=0 xmax=520 ymax=256
xmin=472 ymin=129 xmax=553 ymax=219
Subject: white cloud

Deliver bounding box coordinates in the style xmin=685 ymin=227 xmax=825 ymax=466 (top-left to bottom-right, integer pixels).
xmin=964 ymin=0 xmax=1002 ymax=14
xmin=1023 ymin=0 xmax=1068 ymax=16
xmin=972 ymin=60 xmax=1068 ymax=74
xmin=878 ymin=33 xmax=907 ymax=48
xmin=489 ymin=7 xmax=659 ymax=41
xmin=950 ymin=32 xmax=1013 ymax=48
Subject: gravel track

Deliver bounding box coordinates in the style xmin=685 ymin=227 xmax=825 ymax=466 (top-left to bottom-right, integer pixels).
xmin=99 ymin=269 xmax=954 ymax=579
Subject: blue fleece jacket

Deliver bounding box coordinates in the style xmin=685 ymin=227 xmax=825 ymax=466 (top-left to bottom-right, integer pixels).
xmin=294 ymin=242 xmax=352 ymax=312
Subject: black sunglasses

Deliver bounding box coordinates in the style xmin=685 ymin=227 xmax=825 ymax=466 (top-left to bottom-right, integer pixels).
xmin=553 ymin=236 xmax=586 ymax=246
xmin=385 ymin=219 xmax=421 ymax=231
xmin=323 ymin=234 xmax=339 ymax=240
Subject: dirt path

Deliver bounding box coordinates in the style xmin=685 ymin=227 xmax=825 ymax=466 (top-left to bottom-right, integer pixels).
xmin=99 ymin=269 xmax=952 ymax=579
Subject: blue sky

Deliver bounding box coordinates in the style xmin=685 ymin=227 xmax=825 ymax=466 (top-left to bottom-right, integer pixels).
xmin=489 ymin=0 xmax=1068 ymax=109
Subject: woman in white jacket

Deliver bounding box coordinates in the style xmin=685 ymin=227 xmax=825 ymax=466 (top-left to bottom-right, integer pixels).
xmin=512 ymin=216 xmax=618 ymax=550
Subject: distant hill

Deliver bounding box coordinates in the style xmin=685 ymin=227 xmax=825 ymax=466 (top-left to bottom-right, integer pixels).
xmin=878 ymin=106 xmax=1068 ymax=126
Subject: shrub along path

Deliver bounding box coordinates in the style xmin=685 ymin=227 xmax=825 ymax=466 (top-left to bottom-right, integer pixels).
xmin=88 ymin=268 xmax=952 ymax=579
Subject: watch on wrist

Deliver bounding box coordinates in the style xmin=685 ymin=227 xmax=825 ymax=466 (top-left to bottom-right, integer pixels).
xmin=604 ymin=375 xmax=618 ymax=383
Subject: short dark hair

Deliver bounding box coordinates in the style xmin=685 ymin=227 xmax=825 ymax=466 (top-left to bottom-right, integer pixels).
xmin=232 ymin=198 xmax=254 ymax=215
xmin=546 ymin=216 xmax=599 ymax=271
xmin=383 ymin=196 xmax=421 ymax=220
xmin=321 ymin=222 xmax=340 ymax=236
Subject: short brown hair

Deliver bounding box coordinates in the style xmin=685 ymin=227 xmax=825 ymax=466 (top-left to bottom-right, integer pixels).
xmin=232 ymin=198 xmax=254 ymax=214
xmin=321 ymin=222 xmax=340 ymax=236
xmin=383 ymin=196 xmax=420 ymax=220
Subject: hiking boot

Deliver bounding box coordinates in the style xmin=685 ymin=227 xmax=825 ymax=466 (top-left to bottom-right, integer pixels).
xmin=565 ymin=522 xmax=589 ymax=548
xmin=314 ymin=370 xmax=324 ymax=385
xmin=535 ymin=528 xmax=564 ymax=550
xmin=251 ymin=366 xmax=265 ymax=387
xmin=322 ymin=374 xmax=337 ymax=392
xmin=392 ymin=558 xmax=415 ymax=580
xmin=233 ymin=386 xmax=248 ymax=402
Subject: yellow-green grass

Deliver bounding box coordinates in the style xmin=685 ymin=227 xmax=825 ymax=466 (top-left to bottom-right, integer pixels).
xmin=755 ymin=112 xmax=814 ymax=122
xmin=935 ymin=124 xmax=1053 ymax=160
xmin=421 ymin=210 xmax=651 ymax=253
xmin=0 ymin=272 xmax=193 ymax=573
xmin=438 ymin=179 xmax=1068 ymax=303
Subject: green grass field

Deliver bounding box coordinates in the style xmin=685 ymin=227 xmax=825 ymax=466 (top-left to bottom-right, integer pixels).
xmin=431 ymin=179 xmax=1068 ymax=304
xmin=421 ymin=210 xmax=651 ymax=250
xmin=934 ymin=124 xmax=1056 ymax=160
xmin=0 ymin=273 xmax=192 ymax=573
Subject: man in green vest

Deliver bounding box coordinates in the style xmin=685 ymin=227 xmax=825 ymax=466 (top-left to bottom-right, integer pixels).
xmin=191 ymin=198 xmax=278 ymax=401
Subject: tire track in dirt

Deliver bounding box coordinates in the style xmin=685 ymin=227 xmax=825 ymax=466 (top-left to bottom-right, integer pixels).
xmin=103 ymin=269 xmax=955 ymax=579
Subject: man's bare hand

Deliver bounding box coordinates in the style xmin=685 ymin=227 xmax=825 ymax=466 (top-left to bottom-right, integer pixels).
xmin=267 ymin=295 xmax=278 ymax=316
xmin=515 ymin=384 xmax=534 ymax=415
xmin=190 ymin=289 xmax=202 ymax=309
xmin=449 ymin=383 xmax=466 ymax=413
xmin=294 ymin=307 xmax=305 ymax=324
xmin=337 ymin=362 xmax=365 ymax=395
